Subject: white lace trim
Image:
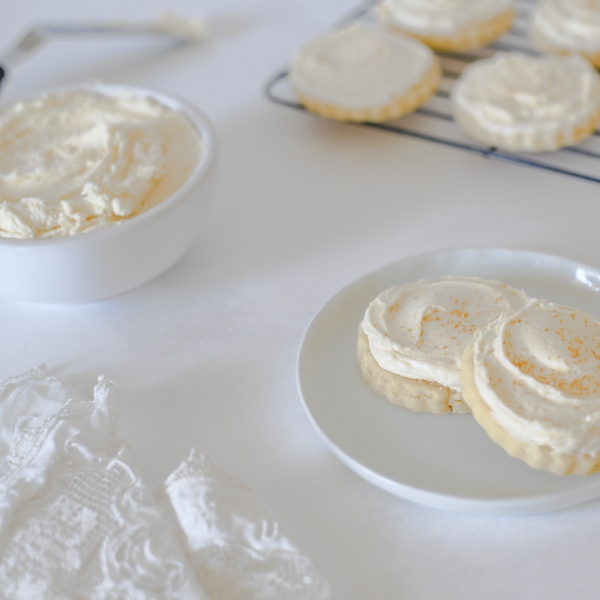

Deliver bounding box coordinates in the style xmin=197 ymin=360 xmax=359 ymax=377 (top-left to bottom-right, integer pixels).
xmin=161 ymin=448 xmax=331 ymax=600
xmin=0 ymin=367 xmax=330 ymax=600
xmin=0 ymin=366 xmax=207 ymax=600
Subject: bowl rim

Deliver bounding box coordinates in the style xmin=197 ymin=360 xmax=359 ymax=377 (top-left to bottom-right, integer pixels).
xmin=0 ymin=82 xmax=217 ymax=247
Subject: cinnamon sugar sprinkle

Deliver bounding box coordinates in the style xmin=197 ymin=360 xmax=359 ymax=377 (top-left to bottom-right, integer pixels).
xmin=503 ymin=306 xmax=600 ymax=398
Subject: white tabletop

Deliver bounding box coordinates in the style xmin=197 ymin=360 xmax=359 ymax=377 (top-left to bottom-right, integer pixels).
xmin=3 ymin=1 xmax=600 ymax=598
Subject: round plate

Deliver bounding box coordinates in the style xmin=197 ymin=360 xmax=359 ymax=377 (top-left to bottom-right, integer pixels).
xmin=297 ymin=248 xmax=600 ymax=515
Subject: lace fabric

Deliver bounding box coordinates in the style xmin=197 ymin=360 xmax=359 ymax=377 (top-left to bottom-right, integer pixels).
xmin=0 ymin=367 xmax=330 ymax=600
xmin=0 ymin=367 xmax=208 ymax=600
xmin=161 ymin=449 xmax=331 ymax=600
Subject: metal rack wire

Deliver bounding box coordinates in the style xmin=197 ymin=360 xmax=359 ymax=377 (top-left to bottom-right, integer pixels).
xmin=264 ymin=0 xmax=600 ymax=185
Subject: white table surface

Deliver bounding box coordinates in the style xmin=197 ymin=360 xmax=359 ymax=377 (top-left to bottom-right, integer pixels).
xmin=3 ymin=1 xmax=600 ymax=598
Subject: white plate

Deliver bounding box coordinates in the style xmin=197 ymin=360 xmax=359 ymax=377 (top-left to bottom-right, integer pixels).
xmin=297 ymin=248 xmax=600 ymax=516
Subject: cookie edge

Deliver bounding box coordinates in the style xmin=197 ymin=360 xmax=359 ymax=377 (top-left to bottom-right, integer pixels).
xmin=296 ymin=57 xmax=441 ymax=123
xmin=381 ymin=6 xmax=515 ymax=52
xmin=357 ymin=324 xmax=470 ymax=414
xmin=460 ymin=340 xmax=600 ymax=476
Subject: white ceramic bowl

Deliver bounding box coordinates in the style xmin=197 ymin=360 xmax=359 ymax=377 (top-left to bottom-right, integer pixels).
xmin=0 ymin=84 xmax=218 ymax=303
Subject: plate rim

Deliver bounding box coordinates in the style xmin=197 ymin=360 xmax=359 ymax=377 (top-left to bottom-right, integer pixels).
xmin=296 ymin=247 xmax=600 ymax=516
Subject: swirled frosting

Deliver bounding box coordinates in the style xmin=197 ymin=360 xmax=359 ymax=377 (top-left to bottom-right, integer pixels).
xmin=531 ymin=0 xmax=600 ymax=55
xmin=361 ymin=277 xmax=529 ymax=390
xmin=289 ymin=24 xmax=434 ymax=110
xmin=0 ymin=89 xmax=203 ymax=239
xmin=451 ymin=52 xmax=600 ymax=152
xmin=380 ymin=0 xmax=513 ymax=36
xmin=472 ymin=299 xmax=600 ymax=457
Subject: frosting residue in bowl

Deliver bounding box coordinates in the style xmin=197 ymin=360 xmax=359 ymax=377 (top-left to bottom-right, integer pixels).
xmin=0 ymin=89 xmax=203 ymax=239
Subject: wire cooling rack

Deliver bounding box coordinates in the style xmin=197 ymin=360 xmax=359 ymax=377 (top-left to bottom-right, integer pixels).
xmin=265 ymin=0 xmax=600 ymax=185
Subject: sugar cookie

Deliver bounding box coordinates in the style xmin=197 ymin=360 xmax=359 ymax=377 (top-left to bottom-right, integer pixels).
xmin=530 ymin=0 xmax=600 ymax=68
xmin=289 ymin=24 xmax=440 ymax=123
xmin=461 ymin=299 xmax=600 ymax=475
xmin=380 ymin=0 xmax=515 ymax=52
xmin=358 ymin=277 xmax=528 ymax=413
xmin=451 ymin=52 xmax=600 ymax=152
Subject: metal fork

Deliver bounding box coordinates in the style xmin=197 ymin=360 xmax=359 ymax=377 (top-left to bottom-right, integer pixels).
xmin=0 ymin=14 xmax=206 ymax=90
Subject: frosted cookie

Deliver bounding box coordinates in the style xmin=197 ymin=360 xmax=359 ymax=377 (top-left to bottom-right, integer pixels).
xmin=530 ymin=0 xmax=600 ymax=68
xmin=380 ymin=0 xmax=515 ymax=52
xmin=358 ymin=277 xmax=529 ymax=414
xmin=461 ymin=299 xmax=600 ymax=475
xmin=289 ymin=24 xmax=441 ymax=123
xmin=451 ymin=53 xmax=600 ymax=152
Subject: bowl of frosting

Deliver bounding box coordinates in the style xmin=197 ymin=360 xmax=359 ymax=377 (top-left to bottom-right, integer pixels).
xmin=0 ymin=83 xmax=217 ymax=302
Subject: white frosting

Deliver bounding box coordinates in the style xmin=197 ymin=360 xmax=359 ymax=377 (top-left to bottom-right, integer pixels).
xmin=0 ymin=89 xmax=203 ymax=239
xmin=381 ymin=0 xmax=513 ymax=36
xmin=289 ymin=24 xmax=434 ymax=110
xmin=362 ymin=277 xmax=528 ymax=390
xmin=0 ymin=366 xmax=330 ymax=599
xmin=473 ymin=299 xmax=600 ymax=457
xmin=451 ymin=52 xmax=600 ymax=152
xmin=531 ymin=0 xmax=600 ymax=55
xmin=150 ymin=12 xmax=207 ymax=41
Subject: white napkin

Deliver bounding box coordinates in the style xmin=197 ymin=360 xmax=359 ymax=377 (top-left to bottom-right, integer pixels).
xmin=161 ymin=449 xmax=330 ymax=600
xmin=0 ymin=367 xmax=330 ymax=600
xmin=0 ymin=366 xmax=208 ymax=600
